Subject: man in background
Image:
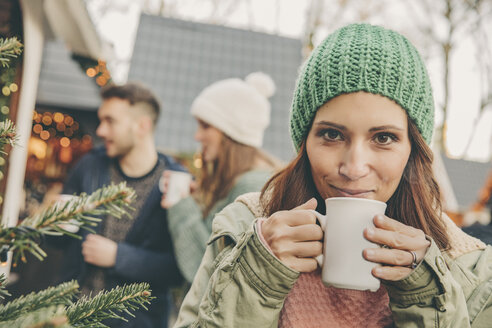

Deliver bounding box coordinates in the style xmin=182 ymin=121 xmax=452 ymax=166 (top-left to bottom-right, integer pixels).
xmin=463 ymin=169 xmax=492 ymax=245
xmin=59 ymin=83 xmax=183 ymax=327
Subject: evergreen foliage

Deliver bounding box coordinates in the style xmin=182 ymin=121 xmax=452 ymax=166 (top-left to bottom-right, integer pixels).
xmin=0 ymin=37 xmax=22 ymax=68
xmin=0 ymin=119 xmax=16 ymax=152
xmin=0 ymin=281 xmax=153 ymax=328
xmin=1 ymin=182 xmax=136 ymax=265
xmin=67 ymin=283 xmax=152 ymax=327
xmin=0 ymin=37 xmax=153 ymax=328
xmin=0 ymin=275 xmax=10 ymax=300
xmin=0 ymin=280 xmax=78 ymax=322
xmin=0 ymin=305 xmax=70 ymax=328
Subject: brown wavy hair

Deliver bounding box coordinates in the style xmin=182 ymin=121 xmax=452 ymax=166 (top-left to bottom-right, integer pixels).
xmin=261 ymin=118 xmax=450 ymax=250
xmin=198 ymin=134 xmax=281 ymax=217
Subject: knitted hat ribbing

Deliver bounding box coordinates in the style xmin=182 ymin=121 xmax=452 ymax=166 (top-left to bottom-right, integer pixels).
xmin=191 ymin=72 xmax=275 ymax=148
xmin=290 ymin=23 xmax=434 ymax=150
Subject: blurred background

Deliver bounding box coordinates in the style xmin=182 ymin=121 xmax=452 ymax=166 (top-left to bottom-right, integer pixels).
xmin=1 ymin=0 xmax=491 ymax=304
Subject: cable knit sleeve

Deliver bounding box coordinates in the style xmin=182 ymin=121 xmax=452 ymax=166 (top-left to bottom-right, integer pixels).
xmin=167 ymin=170 xmax=272 ymax=283
xmin=168 ymin=196 xmax=209 ymax=283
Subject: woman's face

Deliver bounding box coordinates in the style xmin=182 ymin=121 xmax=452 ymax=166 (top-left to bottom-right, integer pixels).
xmin=194 ymin=118 xmax=224 ymax=162
xmin=306 ymin=92 xmax=412 ymax=203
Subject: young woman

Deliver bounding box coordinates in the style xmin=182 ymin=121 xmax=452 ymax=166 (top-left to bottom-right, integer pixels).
xmin=173 ymin=24 xmax=492 ymax=327
xmin=161 ymin=72 xmax=282 ymax=283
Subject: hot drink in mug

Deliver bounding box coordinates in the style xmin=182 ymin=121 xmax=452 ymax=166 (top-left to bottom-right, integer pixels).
xmin=310 ymin=197 xmax=387 ymax=292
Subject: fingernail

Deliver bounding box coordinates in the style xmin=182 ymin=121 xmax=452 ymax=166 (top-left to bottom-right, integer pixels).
xmin=374 ymin=267 xmax=382 ymax=275
xmin=366 ymin=228 xmax=375 ymax=237
xmin=366 ymin=249 xmax=374 ymax=257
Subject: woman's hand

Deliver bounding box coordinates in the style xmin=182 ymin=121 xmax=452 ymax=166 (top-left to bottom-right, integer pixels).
xmin=159 ymin=170 xmax=197 ymax=209
xmin=261 ymin=198 xmax=323 ymax=272
xmin=363 ymin=214 xmax=431 ymax=281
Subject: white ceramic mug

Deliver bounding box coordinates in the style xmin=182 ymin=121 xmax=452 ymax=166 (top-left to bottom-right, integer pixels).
xmin=310 ymin=197 xmax=387 ymax=292
xmin=160 ymin=171 xmax=192 ymax=205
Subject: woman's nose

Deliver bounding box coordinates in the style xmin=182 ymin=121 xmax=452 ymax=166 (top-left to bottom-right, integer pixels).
xmin=194 ymin=128 xmax=203 ymax=142
xmin=338 ymin=143 xmax=370 ymax=180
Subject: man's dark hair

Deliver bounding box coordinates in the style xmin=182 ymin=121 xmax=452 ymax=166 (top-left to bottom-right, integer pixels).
xmin=100 ymin=82 xmax=161 ymax=124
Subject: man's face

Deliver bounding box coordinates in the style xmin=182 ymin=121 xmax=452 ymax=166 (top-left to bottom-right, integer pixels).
xmin=96 ymin=98 xmax=138 ymax=158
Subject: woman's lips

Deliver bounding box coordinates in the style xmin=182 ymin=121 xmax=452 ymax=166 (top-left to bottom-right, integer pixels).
xmin=330 ymin=185 xmax=374 ymax=197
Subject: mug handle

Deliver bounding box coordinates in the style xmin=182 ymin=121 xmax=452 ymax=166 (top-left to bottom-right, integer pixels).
xmin=309 ymin=209 xmax=326 ymax=267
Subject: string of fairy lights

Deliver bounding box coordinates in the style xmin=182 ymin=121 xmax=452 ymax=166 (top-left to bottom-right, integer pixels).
xmin=26 ymin=57 xmax=110 ymax=180
xmin=0 ymin=83 xmax=18 ymax=119
xmin=85 ymin=60 xmax=111 ymax=87
xmin=0 ymin=82 xmax=19 ymax=205
xmin=29 ymin=110 xmax=92 ymax=167
xmin=0 ymin=53 xmax=109 ymax=205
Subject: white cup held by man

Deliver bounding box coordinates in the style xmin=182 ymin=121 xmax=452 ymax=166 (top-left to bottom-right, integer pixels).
xmin=310 ymin=197 xmax=387 ymax=292
xmin=160 ymin=171 xmax=192 ymax=206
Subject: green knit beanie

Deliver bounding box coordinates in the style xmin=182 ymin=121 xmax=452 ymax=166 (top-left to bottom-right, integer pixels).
xmin=290 ymin=23 xmax=434 ymax=150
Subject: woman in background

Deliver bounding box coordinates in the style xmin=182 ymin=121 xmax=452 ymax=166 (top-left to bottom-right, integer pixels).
xmin=161 ymin=72 xmax=282 ymax=283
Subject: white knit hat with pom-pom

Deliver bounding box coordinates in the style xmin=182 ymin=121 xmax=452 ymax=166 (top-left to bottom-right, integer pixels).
xmin=190 ymin=72 xmax=275 ymax=148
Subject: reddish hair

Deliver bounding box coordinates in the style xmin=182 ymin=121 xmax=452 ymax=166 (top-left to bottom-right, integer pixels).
xmin=198 ymin=134 xmax=280 ymax=217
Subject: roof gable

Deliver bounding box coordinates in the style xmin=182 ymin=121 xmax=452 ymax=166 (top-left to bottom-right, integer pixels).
xmin=441 ymin=156 xmax=491 ymax=208
xmin=36 ymin=40 xmax=100 ymax=111
xmin=128 ymin=15 xmax=302 ymax=160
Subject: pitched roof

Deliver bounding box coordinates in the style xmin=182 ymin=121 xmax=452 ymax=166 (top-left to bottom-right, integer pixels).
xmin=441 ymin=155 xmax=492 ymax=208
xmin=128 ymin=15 xmax=302 ymax=161
xmin=36 ymin=40 xmax=100 ymax=111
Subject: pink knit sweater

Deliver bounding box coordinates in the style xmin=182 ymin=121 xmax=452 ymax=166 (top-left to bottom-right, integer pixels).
xmin=246 ymin=193 xmax=486 ymax=328
xmin=278 ymin=270 xmax=392 ymax=328
xmin=256 ymin=218 xmax=392 ymax=327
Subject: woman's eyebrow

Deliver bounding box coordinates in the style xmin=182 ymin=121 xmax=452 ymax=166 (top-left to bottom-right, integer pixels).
xmin=314 ymin=121 xmax=346 ymax=130
xmin=369 ymin=125 xmax=405 ymax=132
xmin=314 ymin=122 xmax=404 ymax=132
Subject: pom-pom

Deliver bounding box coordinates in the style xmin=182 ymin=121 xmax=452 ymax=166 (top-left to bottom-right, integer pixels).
xmin=245 ymin=72 xmax=276 ymax=98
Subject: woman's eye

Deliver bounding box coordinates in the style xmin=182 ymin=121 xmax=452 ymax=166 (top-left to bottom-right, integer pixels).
xmin=323 ymin=129 xmax=343 ymax=141
xmin=375 ymin=133 xmax=397 ymax=145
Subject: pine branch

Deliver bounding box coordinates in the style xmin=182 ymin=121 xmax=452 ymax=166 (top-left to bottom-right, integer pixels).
xmin=0 ymin=274 xmax=10 ymax=299
xmin=0 ymin=306 xmax=70 ymax=328
xmin=0 ymin=119 xmax=17 ymax=154
xmin=0 ymin=280 xmax=78 ymax=322
xmin=0 ymin=37 xmax=23 ymax=68
xmin=66 ymin=283 xmax=152 ymax=328
xmin=0 ymin=281 xmax=151 ymax=327
xmin=20 ymin=182 xmax=135 ymax=230
xmin=0 ymin=182 xmax=135 ymax=265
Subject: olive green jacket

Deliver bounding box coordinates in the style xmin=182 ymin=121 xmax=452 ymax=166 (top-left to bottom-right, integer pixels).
xmin=174 ymin=193 xmax=492 ymax=328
